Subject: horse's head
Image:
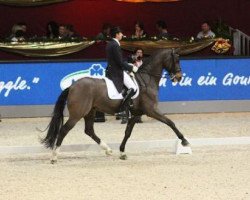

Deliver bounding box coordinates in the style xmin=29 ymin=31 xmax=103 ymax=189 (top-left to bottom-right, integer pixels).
xmin=162 ymin=49 xmax=182 ymax=82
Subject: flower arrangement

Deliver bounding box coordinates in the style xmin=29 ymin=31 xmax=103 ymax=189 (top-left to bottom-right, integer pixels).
xmin=211 ymin=38 xmax=231 ymax=54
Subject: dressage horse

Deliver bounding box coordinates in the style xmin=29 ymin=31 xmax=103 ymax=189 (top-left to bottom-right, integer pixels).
xmin=41 ymin=49 xmax=190 ymax=163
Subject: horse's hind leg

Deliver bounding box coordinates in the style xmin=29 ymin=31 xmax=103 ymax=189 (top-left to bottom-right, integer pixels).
xmin=147 ymin=108 xmax=189 ymax=146
xmin=84 ymin=109 xmax=112 ymax=155
xmin=51 ymin=117 xmax=79 ymax=164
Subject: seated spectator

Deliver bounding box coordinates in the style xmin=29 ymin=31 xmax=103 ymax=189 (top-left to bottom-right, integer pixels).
xmin=96 ymin=23 xmax=111 ymax=40
xmin=8 ymin=22 xmax=27 ymax=40
xmin=46 ymin=21 xmax=59 ymax=39
xmin=59 ymin=24 xmax=83 ymax=40
xmin=58 ymin=25 xmax=68 ymax=39
xmin=197 ymin=22 xmax=215 ymax=39
xmin=156 ymin=20 xmax=169 ymax=39
xmin=9 ymin=24 xmax=21 ymax=39
xmin=65 ymin=24 xmax=80 ymax=38
xmin=132 ymin=21 xmax=147 ymax=39
xmin=11 ymin=30 xmax=25 ymax=42
xmin=17 ymin=22 xmax=27 ymax=35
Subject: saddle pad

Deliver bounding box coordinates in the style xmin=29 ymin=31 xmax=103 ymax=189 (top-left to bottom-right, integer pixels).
xmin=103 ymin=77 xmax=139 ymax=100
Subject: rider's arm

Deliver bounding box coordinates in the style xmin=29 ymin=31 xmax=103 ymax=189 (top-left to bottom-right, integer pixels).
xmin=112 ymin=44 xmax=134 ymax=72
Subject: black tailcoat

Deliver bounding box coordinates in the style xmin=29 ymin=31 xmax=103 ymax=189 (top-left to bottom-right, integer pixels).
xmin=105 ymin=39 xmax=133 ymax=93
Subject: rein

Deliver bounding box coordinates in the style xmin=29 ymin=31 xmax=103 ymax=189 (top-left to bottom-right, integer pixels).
xmin=138 ymin=69 xmax=162 ymax=78
xmin=139 ymin=69 xmax=172 ymax=79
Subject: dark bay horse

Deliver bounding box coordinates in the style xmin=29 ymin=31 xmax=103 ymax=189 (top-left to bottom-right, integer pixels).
xmin=41 ymin=49 xmax=190 ymax=163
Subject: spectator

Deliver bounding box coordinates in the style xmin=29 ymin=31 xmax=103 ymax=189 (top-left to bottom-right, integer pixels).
xmin=58 ymin=25 xmax=68 ymax=39
xmin=65 ymin=24 xmax=80 ymax=38
xmin=156 ymin=20 xmax=169 ymax=39
xmin=197 ymin=22 xmax=215 ymax=39
xmin=17 ymin=22 xmax=27 ymax=34
xmin=132 ymin=21 xmax=147 ymax=39
xmin=8 ymin=23 xmax=26 ymax=40
xmin=11 ymin=30 xmax=25 ymax=42
xmin=59 ymin=24 xmax=83 ymax=40
xmin=96 ymin=23 xmax=111 ymax=40
xmin=46 ymin=21 xmax=59 ymax=39
xmin=9 ymin=24 xmax=21 ymax=39
xmin=128 ymin=47 xmax=144 ymax=68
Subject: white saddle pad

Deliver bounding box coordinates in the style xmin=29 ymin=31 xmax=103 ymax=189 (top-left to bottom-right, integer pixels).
xmin=103 ymin=77 xmax=139 ymax=100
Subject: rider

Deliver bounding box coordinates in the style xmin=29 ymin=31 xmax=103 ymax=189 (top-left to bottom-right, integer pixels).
xmin=105 ymin=26 xmax=138 ymax=112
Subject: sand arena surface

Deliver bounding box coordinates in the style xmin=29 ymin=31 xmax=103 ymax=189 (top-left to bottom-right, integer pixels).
xmin=0 ymin=112 xmax=250 ymax=200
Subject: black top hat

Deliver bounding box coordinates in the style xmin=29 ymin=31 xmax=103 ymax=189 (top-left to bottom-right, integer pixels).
xmin=110 ymin=26 xmax=122 ymax=38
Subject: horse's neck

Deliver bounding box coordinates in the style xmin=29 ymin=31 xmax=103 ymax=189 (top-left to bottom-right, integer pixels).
xmin=149 ymin=64 xmax=163 ymax=77
xmin=137 ymin=56 xmax=164 ymax=89
xmin=146 ymin=55 xmax=164 ymax=86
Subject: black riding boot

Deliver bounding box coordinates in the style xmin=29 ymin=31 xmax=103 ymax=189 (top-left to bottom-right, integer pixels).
xmin=119 ymin=88 xmax=136 ymax=113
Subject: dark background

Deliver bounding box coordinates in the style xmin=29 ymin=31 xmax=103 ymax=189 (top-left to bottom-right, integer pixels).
xmin=0 ymin=0 xmax=249 ymax=60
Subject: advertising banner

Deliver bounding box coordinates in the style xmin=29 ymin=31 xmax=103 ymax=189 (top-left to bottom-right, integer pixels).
xmin=0 ymin=58 xmax=250 ymax=106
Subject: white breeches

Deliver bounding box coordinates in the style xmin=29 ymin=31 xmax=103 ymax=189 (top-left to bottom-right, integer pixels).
xmin=123 ymin=71 xmax=137 ymax=91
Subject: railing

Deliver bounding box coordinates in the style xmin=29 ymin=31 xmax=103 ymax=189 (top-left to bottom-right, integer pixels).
xmin=229 ymin=27 xmax=250 ymax=56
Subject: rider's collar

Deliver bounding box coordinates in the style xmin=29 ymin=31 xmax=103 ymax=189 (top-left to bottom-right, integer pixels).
xmin=113 ymin=38 xmax=120 ymax=46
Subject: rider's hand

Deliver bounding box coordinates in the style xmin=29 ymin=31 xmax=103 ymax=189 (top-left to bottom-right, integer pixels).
xmin=130 ymin=72 xmax=135 ymax=78
xmin=132 ymin=66 xmax=138 ymax=73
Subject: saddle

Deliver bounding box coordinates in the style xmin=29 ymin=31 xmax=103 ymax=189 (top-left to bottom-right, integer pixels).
xmin=103 ymin=77 xmax=139 ymax=100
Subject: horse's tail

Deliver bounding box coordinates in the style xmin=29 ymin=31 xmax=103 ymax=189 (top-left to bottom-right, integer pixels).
xmin=41 ymin=88 xmax=70 ymax=149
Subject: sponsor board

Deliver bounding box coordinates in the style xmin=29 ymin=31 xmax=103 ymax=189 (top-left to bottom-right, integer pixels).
xmin=0 ymin=59 xmax=250 ymax=105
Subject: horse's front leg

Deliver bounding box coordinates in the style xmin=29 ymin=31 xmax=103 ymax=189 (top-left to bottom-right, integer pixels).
xmin=119 ymin=116 xmax=139 ymax=160
xmin=146 ymin=108 xmax=189 ymax=146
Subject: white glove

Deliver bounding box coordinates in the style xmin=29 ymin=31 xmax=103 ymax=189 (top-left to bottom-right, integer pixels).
xmin=129 ymin=72 xmax=135 ymax=78
xmin=132 ymin=66 xmax=138 ymax=73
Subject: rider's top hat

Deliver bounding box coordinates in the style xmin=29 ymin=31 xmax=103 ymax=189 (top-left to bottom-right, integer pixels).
xmin=110 ymin=26 xmax=122 ymax=38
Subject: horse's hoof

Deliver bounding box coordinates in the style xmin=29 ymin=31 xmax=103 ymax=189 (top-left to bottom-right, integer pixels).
xmin=105 ymin=149 xmax=113 ymax=156
xmin=120 ymin=154 xmax=128 ymax=160
xmin=181 ymin=139 xmax=190 ymax=147
xmin=50 ymin=159 xmax=57 ymax=164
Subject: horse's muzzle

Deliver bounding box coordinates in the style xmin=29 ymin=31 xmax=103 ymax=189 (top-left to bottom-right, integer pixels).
xmin=171 ymin=71 xmax=182 ymax=82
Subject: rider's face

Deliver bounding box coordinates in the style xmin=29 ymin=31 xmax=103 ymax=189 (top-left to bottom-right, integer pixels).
xmin=201 ymin=23 xmax=210 ymax=33
xmin=116 ymin=32 xmax=123 ymax=41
